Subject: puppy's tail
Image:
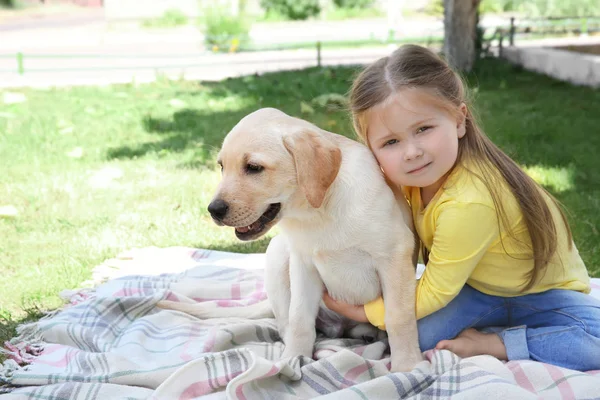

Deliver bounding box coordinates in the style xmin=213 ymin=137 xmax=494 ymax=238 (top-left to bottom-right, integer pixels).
xmin=156 ymin=299 xmax=274 ymax=319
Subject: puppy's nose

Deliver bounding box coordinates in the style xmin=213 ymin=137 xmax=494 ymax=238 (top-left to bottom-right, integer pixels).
xmin=208 ymin=199 xmax=229 ymax=220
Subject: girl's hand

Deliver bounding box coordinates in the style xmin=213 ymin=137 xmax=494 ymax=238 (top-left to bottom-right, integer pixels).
xmin=322 ymin=292 xmax=369 ymax=323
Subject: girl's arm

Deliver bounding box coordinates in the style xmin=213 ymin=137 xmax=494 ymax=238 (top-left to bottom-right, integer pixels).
xmin=363 ymin=202 xmax=501 ymax=328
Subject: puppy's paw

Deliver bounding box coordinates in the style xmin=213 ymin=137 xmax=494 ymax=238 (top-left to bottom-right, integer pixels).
xmin=281 ymin=344 xmax=313 ymax=360
xmin=390 ymin=350 xmax=424 ymax=373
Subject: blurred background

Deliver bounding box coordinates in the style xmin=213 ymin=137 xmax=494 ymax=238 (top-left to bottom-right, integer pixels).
xmin=1 ymin=0 xmax=599 ymax=86
xmin=1 ymin=0 xmax=599 ymax=356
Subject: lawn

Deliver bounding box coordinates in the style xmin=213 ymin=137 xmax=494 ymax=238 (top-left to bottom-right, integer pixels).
xmin=1 ymin=58 xmax=599 ymax=358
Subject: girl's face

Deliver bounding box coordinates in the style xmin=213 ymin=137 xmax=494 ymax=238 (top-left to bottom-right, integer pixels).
xmin=366 ymin=88 xmax=467 ymax=195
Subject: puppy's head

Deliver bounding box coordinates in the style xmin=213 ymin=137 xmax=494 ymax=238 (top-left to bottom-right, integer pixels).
xmin=207 ymin=108 xmax=342 ymax=241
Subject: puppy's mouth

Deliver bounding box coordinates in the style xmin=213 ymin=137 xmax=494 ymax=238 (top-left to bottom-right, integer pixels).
xmin=234 ymin=203 xmax=281 ymax=240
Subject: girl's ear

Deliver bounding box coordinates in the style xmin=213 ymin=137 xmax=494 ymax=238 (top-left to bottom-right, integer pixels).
xmin=457 ymin=103 xmax=467 ymax=138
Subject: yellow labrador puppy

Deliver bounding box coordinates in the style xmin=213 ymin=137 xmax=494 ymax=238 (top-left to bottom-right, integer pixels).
xmin=158 ymin=108 xmax=422 ymax=372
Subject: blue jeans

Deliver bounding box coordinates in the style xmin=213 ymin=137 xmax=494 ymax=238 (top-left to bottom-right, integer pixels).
xmin=417 ymin=284 xmax=600 ymax=371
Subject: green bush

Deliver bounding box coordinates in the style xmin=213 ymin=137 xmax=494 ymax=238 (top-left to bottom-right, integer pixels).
xmin=200 ymin=8 xmax=251 ymax=52
xmin=423 ymin=0 xmax=444 ymax=16
xmin=428 ymin=0 xmax=599 ymax=17
xmin=0 ymin=0 xmax=23 ymax=9
xmin=142 ymin=9 xmax=188 ymax=29
xmin=479 ymin=0 xmax=600 ymax=17
xmin=479 ymin=0 xmax=516 ymax=14
xmin=332 ymin=0 xmax=374 ymax=9
xmin=260 ymin=0 xmax=321 ymax=20
xmin=515 ymin=0 xmax=599 ymax=17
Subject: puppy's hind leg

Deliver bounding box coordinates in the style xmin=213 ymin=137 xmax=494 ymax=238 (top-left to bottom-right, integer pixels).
xmin=265 ymin=235 xmax=292 ymax=338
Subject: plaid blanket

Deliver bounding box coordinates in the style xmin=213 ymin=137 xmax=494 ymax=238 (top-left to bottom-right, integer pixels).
xmin=2 ymin=246 xmax=600 ymax=399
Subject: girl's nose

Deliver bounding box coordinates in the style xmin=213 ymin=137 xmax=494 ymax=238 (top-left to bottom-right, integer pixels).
xmin=404 ymin=142 xmax=424 ymax=161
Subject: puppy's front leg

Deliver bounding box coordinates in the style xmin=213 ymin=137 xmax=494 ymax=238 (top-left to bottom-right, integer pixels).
xmin=265 ymin=235 xmax=292 ymax=338
xmin=281 ymin=254 xmax=323 ymax=360
xmin=378 ymin=248 xmax=423 ymax=372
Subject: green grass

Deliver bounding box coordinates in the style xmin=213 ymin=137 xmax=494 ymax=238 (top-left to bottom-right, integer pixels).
xmin=1 ymin=58 xmax=599 ymax=360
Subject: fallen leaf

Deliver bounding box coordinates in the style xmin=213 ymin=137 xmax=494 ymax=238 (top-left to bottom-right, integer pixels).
xmin=300 ymin=101 xmax=315 ymax=115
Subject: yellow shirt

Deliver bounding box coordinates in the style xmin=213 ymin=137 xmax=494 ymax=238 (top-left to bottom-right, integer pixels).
xmin=364 ymin=162 xmax=590 ymax=330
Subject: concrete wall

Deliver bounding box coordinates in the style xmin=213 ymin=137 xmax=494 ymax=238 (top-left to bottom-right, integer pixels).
xmin=502 ymin=43 xmax=600 ymax=88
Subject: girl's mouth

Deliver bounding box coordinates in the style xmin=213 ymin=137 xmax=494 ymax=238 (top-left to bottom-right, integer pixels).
xmin=408 ymin=162 xmax=431 ymax=174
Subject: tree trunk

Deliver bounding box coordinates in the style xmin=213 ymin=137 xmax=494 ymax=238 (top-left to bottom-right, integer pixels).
xmin=443 ymin=0 xmax=481 ymax=72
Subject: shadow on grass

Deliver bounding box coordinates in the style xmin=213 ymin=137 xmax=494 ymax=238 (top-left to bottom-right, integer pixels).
xmin=196 ymin=236 xmax=273 ymax=254
xmin=106 ymin=108 xmax=255 ymax=167
xmin=105 ymin=67 xmax=359 ymax=168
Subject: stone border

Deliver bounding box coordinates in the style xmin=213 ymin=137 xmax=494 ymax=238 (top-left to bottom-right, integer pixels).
xmin=501 ymin=38 xmax=600 ymax=88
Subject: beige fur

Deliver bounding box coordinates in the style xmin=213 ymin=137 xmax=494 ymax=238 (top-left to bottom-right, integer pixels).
xmin=157 ymin=108 xmax=422 ymax=372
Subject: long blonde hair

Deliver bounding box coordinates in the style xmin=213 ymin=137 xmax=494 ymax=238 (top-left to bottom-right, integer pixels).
xmin=350 ymin=44 xmax=571 ymax=291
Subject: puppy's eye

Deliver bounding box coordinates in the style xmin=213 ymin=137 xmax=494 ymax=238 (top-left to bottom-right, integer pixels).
xmin=245 ymin=163 xmax=263 ymax=174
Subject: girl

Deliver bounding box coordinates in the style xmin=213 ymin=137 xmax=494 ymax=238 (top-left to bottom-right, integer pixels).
xmin=323 ymin=44 xmax=600 ymax=371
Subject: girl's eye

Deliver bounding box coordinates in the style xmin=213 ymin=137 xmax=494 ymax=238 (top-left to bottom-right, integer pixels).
xmin=384 ymin=139 xmax=398 ymax=147
xmin=245 ymin=163 xmax=264 ymax=174
xmin=416 ymin=126 xmax=432 ymax=134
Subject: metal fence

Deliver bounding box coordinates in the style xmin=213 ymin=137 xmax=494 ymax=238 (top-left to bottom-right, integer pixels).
xmin=0 ymin=34 xmax=445 ymax=76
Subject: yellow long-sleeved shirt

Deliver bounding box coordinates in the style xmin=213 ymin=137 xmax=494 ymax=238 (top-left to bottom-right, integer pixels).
xmin=364 ymin=161 xmax=590 ymax=330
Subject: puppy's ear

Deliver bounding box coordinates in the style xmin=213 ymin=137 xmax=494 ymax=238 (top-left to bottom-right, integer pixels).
xmin=283 ymin=129 xmax=342 ymax=208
